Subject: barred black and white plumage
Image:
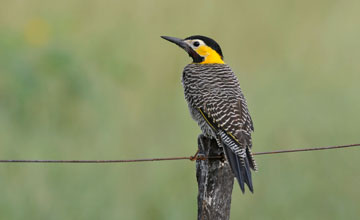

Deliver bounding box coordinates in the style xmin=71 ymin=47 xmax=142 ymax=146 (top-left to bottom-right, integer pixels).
xmin=161 ymin=35 xmax=257 ymax=193
xmin=182 ymin=63 xmax=257 ymax=192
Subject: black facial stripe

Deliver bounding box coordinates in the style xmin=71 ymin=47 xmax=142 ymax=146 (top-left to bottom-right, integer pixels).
xmin=187 ymin=47 xmax=204 ymax=63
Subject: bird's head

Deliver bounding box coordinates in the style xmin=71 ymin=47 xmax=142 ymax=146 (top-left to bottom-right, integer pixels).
xmin=161 ymin=35 xmax=224 ymax=64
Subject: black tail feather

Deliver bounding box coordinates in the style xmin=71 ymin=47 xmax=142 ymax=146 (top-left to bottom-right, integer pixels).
xmin=223 ymin=145 xmax=253 ymax=193
xmin=224 ymin=146 xmax=245 ymax=192
xmin=243 ymin=156 xmax=253 ymax=192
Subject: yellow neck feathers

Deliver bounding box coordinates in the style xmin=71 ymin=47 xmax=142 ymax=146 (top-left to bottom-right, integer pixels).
xmin=195 ymin=45 xmax=225 ymax=64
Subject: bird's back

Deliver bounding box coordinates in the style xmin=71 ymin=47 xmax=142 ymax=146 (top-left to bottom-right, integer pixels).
xmin=182 ymin=63 xmax=254 ymax=142
xmin=182 ymin=63 xmax=257 ymax=192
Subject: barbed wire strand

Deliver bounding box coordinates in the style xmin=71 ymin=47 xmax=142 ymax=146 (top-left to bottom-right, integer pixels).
xmin=0 ymin=143 xmax=359 ymax=164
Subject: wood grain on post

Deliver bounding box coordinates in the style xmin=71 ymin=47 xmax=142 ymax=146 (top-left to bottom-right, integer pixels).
xmin=196 ymin=134 xmax=234 ymax=220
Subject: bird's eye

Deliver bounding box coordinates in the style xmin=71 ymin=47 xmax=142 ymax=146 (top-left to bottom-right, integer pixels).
xmin=193 ymin=41 xmax=200 ymax=47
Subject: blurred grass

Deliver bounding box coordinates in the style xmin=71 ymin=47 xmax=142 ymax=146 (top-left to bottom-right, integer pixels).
xmin=0 ymin=0 xmax=360 ymax=219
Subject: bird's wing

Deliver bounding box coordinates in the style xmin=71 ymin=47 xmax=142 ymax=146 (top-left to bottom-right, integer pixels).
xmin=201 ymin=83 xmax=254 ymax=148
xmin=197 ymin=74 xmax=257 ymax=193
xmin=198 ymin=99 xmax=257 ymax=192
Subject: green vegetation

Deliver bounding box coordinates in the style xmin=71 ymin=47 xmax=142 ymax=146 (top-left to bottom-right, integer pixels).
xmin=1 ymin=0 xmax=359 ymax=219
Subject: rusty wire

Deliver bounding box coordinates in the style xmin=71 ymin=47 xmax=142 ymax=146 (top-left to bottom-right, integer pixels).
xmin=0 ymin=143 xmax=359 ymax=164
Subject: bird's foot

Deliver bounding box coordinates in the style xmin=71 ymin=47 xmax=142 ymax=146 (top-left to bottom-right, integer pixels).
xmin=190 ymin=150 xmax=207 ymax=161
xmin=190 ymin=150 xmax=199 ymax=161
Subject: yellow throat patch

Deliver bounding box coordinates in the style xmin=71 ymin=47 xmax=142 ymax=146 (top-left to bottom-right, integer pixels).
xmin=195 ymin=45 xmax=225 ymax=64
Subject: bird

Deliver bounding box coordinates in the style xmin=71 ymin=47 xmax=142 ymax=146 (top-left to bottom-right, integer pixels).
xmin=161 ymin=35 xmax=257 ymax=193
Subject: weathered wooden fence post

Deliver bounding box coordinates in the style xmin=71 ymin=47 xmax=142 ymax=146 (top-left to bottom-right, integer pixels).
xmin=196 ymin=134 xmax=234 ymax=220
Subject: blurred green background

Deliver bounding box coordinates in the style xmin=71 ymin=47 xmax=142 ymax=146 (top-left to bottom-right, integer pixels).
xmin=1 ymin=0 xmax=360 ymax=219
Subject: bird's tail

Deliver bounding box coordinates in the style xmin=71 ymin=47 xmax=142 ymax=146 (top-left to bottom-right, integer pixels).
xmin=219 ymin=132 xmax=256 ymax=193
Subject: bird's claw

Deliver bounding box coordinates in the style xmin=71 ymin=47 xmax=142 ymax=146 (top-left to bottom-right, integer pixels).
xmin=190 ymin=149 xmax=199 ymax=161
xmin=190 ymin=152 xmax=206 ymax=161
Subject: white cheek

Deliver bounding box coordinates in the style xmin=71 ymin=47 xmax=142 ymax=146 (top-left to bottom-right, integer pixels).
xmin=186 ymin=40 xmax=205 ymax=50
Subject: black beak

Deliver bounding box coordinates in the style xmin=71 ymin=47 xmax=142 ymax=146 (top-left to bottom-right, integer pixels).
xmin=161 ymin=36 xmax=204 ymax=63
xmin=161 ymin=36 xmax=188 ymax=50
